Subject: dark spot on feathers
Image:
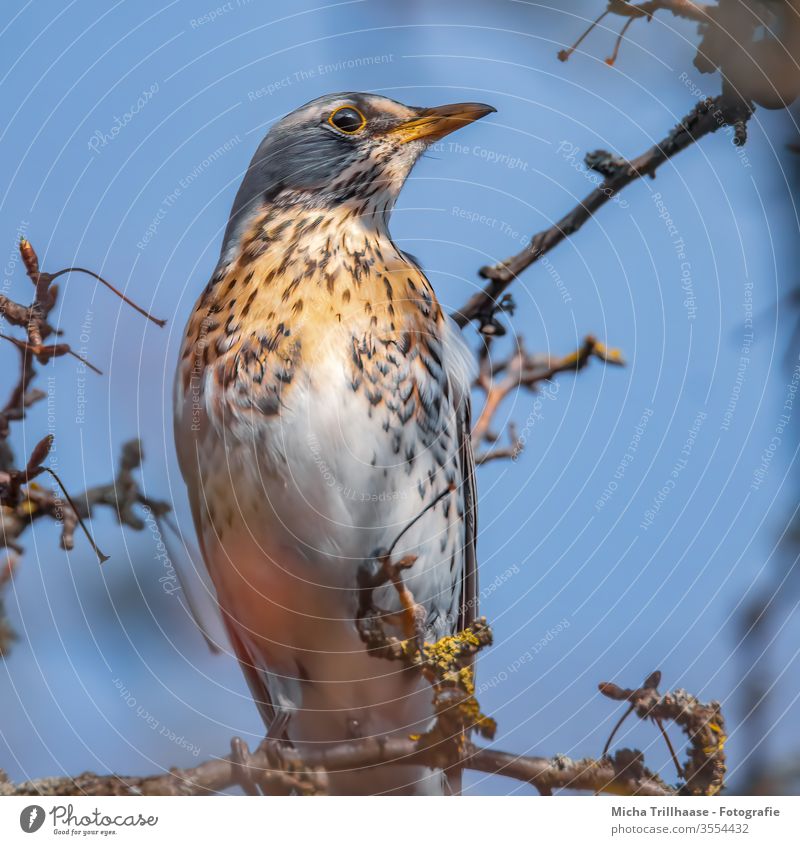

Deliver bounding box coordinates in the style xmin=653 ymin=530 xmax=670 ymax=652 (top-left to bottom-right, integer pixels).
xmin=255 ymin=391 xmax=281 ymax=416
xmin=398 ymin=399 xmax=415 ymax=424
xmin=276 ymin=365 xmax=293 ymax=384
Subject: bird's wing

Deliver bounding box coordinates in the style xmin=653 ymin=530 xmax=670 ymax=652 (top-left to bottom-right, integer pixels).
xmin=442 ymin=386 xmax=478 ymax=797
xmin=457 ymin=394 xmax=479 ymax=632
xmin=169 ymin=434 xmax=228 ymax=655
xmin=173 ymin=368 xmax=285 ymax=732
xmin=403 ymin=254 xmax=478 ymax=630
xmin=168 ymin=528 xmax=226 ymax=655
xmin=221 ymin=608 xmax=282 ymax=730
xmin=440 ymin=317 xmax=478 ymax=633
xmin=179 ymin=439 xmax=284 ymax=733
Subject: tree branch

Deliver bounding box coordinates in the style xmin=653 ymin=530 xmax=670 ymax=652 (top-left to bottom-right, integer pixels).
xmin=472 ymin=335 xmax=624 ymax=463
xmin=2 ymin=665 xmax=723 ymax=797
xmin=453 ymin=95 xmax=753 ymax=329
xmin=616 ymin=0 xmax=713 ymax=24
xmin=599 ymin=674 xmax=727 ymax=796
xmin=0 ymin=741 xmax=675 ymax=797
xmin=0 ymin=239 xmax=168 ymax=654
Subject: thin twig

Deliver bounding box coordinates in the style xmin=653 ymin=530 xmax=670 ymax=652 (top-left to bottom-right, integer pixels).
xmin=557 ymin=9 xmax=609 ymax=62
xmin=471 ymin=335 xmax=624 ymax=463
xmin=48 ymin=267 xmax=166 ymax=327
xmin=606 ymin=15 xmax=636 ymax=66
xmin=39 ymin=467 xmax=109 ymax=563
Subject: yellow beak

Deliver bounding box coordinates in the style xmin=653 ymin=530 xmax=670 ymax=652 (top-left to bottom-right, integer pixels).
xmin=389 ymin=102 xmax=496 ymax=144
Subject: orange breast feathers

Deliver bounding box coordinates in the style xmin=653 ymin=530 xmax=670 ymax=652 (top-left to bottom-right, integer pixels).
xmin=177 ymin=206 xmax=445 ymax=424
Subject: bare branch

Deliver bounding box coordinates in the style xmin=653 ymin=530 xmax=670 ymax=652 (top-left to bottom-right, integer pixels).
xmin=472 ymin=335 xmax=624 ymax=463
xmin=453 ymin=96 xmax=753 ymax=330
xmin=0 ymin=741 xmax=677 ymax=797
xmin=599 ymin=675 xmax=727 ymax=795
xmin=3 ymin=665 xmax=724 ymax=797
xmin=0 ymin=437 xmax=170 ymax=654
xmin=611 ymin=0 xmax=713 ymax=24
xmin=0 ymin=239 xmax=169 ymax=653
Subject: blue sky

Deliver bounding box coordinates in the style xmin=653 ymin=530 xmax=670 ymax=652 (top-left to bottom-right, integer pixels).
xmin=1 ymin=0 xmax=798 ymax=794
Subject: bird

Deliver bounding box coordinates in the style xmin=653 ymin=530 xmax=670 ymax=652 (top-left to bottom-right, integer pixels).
xmin=174 ymin=92 xmax=494 ymax=794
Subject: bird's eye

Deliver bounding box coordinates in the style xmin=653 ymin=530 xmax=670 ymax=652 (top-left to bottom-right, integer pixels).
xmin=328 ymin=106 xmax=366 ymax=134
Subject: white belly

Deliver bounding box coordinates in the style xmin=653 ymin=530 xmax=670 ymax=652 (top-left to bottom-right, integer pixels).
xmin=176 ymin=314 xmax=473 ymax=794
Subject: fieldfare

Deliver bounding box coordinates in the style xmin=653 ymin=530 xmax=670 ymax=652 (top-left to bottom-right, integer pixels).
xmin=174 ymin=92 xmax=494 ymax=794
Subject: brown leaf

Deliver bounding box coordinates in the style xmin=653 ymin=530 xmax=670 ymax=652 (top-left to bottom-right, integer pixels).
xmin=599 ymin=682 xmax=627 ymax=700
xmin=26 ymin=434 xmax=53 ymax=473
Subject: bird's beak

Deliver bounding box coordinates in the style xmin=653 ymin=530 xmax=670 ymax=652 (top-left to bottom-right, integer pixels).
xmin=388 ymin=102 xmax=496 ymax=144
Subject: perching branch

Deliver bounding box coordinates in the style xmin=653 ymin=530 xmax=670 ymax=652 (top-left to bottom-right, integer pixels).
xmin=0 ymin=740 xmax=675 ymax=797
xmin=1 ymin=660 xmax=722 ymax=797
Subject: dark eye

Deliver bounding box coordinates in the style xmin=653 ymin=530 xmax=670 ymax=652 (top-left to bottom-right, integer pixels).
xmin=328 ymin=106 xmax=366 ymax=134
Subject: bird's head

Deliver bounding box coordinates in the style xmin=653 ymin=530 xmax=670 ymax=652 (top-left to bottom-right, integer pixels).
xmin=221 ymin=92 xmax=495 ymax=259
